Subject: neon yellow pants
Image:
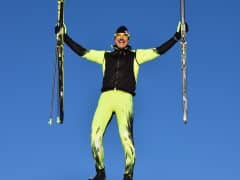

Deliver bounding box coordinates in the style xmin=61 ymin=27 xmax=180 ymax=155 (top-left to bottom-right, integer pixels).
xmin=91 ymin=90 xmax=135 ymax=175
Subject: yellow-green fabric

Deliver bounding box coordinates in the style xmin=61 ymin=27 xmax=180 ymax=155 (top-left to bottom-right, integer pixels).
xmin=91 ymin=90 xmax=135 ymax=175
xmin=83 ymin=50 xmax=105 ymax=64
xmin=135 ymin=48 xmax=159 ymax=64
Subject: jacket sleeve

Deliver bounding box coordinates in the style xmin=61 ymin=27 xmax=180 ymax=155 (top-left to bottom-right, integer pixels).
xmin=155 ymin=34 xmax=178 ymax=55
xmin=136 ymin=34 xmax=179 ymax=64
xmin=136 ymin=49 xmax=159 ymax=64
xmin=64 ymin=34 xmax=105 ymax=64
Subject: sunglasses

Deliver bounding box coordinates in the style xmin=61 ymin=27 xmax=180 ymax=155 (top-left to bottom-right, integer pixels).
xmin=114 ymin=33 xmax=130 ymax=38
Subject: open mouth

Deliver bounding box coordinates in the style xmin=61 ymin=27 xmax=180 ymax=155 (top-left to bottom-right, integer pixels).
xmin=118 ymin=39 xmax=126 ymax=44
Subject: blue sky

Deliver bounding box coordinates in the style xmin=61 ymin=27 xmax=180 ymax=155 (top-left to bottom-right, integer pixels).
xmin=0 ymin=0 xmax=240 ymax=179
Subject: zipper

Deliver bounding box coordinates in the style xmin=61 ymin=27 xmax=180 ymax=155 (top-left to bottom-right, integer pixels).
xmin=114 ymin=58 xmax=120 ymax=89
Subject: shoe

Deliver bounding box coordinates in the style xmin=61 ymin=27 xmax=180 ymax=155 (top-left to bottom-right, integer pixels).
xmin=123 ymin=174 xmax=132 ymax=180
xmin=88 ymin=168 xmax=106 ymax=180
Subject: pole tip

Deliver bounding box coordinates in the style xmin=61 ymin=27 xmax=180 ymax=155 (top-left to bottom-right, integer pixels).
xmin=183 ymin=119 xmax=188 ymax=125
xmin=56 ymin=117 xmax=63 ymax=124
xmin=48 ymin=118 xmax=53 ymax=126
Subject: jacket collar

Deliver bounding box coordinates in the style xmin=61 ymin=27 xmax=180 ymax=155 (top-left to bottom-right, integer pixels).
xmin=113 ymin=44 xmax=131 ymax=51
xmin=112 ymin=45 xmax=132 ymax=56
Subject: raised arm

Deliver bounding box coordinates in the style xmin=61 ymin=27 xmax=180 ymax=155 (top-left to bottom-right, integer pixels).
xmin=136 ymin=22 xmax=187 ymax=64
xmin=64 ymin=34 xmax=105 ymax=64
xmin=136 ymin=33 xmax=180 ymax=64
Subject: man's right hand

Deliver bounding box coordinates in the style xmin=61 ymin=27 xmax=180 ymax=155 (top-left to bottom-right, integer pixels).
xmin=55 ymin=23 xmax=67 ymax=35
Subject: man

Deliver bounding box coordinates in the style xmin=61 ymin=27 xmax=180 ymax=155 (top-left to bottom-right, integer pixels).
xmin=55 ymin=23 xmax=188 ymax=180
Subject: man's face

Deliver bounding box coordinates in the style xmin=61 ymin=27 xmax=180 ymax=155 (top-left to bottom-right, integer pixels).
xmin=114 ymin=33 xmax=129 ymax=49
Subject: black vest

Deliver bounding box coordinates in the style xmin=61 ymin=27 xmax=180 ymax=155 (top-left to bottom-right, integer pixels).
xmin=101 ymin=49 xmax=136 ymax=96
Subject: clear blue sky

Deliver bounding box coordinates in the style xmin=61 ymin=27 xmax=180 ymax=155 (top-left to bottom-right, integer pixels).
xmin=0 ymin=0 xmax=240 ymax=179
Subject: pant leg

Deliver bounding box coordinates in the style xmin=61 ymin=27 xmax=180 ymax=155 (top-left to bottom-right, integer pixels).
xmin=91 ymin=92 xmax=114 ymax=170
xmin=114 ymin=91 xmax=136 ymax=177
